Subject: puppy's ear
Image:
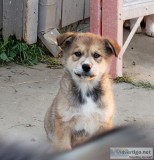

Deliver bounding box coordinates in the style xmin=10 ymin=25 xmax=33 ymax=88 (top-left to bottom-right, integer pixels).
xmin=57 ymin=32 xmax=76 ymax=50
xmin=104 ymin=38 xmax=121 ymax=57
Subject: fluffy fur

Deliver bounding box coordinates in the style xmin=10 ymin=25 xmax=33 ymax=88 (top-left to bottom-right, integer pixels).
xmin=44 ymin=32 xmax=120 ymax=151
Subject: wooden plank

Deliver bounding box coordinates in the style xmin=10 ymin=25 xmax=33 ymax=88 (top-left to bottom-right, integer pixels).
xmin=124 ymin=0 xmax=153 ymax=6
xmin=3 ymin=0 xmax=24 ymax=40
xmin=55 ymin=0 xmax=62 ymax=28
xmin=90 ymin=0 xmax=102 ymax=35
xmin=23 ymin=0 xmax=39 ymax=44
xmin=62 ymin=0 xmax=84 ymax=27
xmin=84 ymin=0 xmax=90 ymax=19
xmin=102 ymin=0 xmax=123 ymax=44
xmin=101 ymin=0 xmax=123 ymax=78
xmin=124 ymin=1 xmax=154 ymax=20
xmin=0 ymin=0 xmax=2 ymax=29
xmin=119 ymin=17 xmax=143 ymax=57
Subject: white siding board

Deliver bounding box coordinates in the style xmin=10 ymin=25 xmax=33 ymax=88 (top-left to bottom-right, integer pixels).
xmin=124 ymin=0 xmax=154 ymax=6
xmin=124 ymin=1 xmax=154 ymax=20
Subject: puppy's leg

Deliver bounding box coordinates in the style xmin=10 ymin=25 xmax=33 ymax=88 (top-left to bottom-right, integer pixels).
xmin=145 ymin=15 xmax=154 ymax=37
xmin=53 ymin=119 xmax=71 ymax=151
xmin=97 ymin=118 xmax=113 ymax=136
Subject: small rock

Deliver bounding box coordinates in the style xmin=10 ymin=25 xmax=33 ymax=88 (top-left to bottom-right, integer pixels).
xmin=25 ymin=124 xmax=35 ymax=127
xmin=132 ymin=61 xmax=136 ymax=65
xmin=124 ymin=119 xmax=129 ymax=122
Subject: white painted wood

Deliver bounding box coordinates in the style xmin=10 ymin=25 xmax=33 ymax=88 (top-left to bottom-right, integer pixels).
xmin=116 ymin=0 xmax=154 ymax=77
xmin=119 ymin=17 xmax=143 ymax=58
xmin=116 ymin=0 xmax=124 ymax=77
xmin=62 ymin=0 xmax=84 ymax=27
xmin=123 ymin=1 xmax=154 ymax=20
xmin=23 ymin=0 xmax=39 ymax=44
xmin=124 ymin=0 xmax=153 ymax=6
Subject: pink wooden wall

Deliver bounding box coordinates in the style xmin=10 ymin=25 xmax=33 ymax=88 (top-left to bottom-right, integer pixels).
xmin=90 ymin=0 xmax=123 ymax=78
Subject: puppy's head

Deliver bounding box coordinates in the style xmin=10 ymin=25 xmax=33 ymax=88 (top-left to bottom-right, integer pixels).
xmin=57 ymin=32 xmax=120 ymax=81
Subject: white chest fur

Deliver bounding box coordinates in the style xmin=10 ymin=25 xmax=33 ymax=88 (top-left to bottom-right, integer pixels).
xmin=62 ymin=96 xmax=110 ymax=135
xmin=61 ymin=81 xmax=113 ymax=135
xmin=74 ymin=96 xmax=103 ymax=135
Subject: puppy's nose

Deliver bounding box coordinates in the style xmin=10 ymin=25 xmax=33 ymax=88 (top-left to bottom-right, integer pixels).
xmin=82 ymin=64 xmax=91 ymax=72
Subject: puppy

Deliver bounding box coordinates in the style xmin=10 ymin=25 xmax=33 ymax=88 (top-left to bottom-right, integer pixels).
xmin=44 ymin=32 xmax=120 ymax=151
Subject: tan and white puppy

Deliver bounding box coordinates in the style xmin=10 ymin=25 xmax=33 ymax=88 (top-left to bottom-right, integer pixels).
xmin=44 ymin=32 xmax=120 ymax=151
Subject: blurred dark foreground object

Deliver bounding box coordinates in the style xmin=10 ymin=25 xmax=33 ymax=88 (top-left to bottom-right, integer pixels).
xmin=0 ymin=125 xmax=154 ymax=160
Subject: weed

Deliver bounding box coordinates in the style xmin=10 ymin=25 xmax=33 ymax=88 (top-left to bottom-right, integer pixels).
xmin=0 ymin=37 xmax=44 ymax=66
xmin=115 ymin=75 xmax=154 ymax=90
xmin=40 ymin=55 xmax=63 ymax=69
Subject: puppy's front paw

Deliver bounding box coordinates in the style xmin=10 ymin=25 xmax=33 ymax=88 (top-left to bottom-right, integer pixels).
xmin=145 ymin=15 xmax=154 ymax=37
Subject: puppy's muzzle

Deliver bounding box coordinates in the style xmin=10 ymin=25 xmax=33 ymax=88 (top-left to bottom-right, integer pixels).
xmin=75 ymin=64 xmax=95 ymax=79
xmin=82 ymin=64 xmax=91 ymax=72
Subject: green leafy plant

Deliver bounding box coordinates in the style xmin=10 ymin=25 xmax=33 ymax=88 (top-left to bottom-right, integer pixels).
xmin=0 ymin=37 xmax=44 ymax=66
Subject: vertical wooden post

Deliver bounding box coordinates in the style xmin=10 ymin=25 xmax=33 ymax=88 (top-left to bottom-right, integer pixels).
xmin=101 ymin=0 xmax=123 ymax=78
xmin=23 ymin=0 xmax=39 ymax=44
xmin=90 ymin=0 xmax=102 ymax=35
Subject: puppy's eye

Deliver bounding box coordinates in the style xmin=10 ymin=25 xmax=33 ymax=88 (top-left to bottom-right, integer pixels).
xmin=74 ymin=52 xmax=82 ymax=57
xmin=93 ymin=52 xmax=101 ymax=58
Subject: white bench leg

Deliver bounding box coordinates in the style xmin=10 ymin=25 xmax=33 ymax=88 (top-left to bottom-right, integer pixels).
xmin=116 ymin=16 xmax=143 ymax=77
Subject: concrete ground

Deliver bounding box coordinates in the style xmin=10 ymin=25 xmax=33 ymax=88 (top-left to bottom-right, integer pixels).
xmin=0 ymin=31 xmax=154 ymax=146
xmin=123 ymin=29 xmax=154 ymax=84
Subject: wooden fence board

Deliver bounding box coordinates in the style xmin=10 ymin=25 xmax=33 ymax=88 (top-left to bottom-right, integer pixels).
xmin=55 ymin=0 xmax=62 ymax=28
xmin=23 ymin=0 xmax=39 ymax=44
xmin=0 ymin=0 xmax=3 ymax=29
xmin=3 ymin=0 xmax=24 ymax=40
xmin=1 ymin=0 xmax=90 ymax=42
xmin=62 ymin=0 xmax=84 ymax=27
xmin=84 ymin=0 xmax=90 ymax=19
